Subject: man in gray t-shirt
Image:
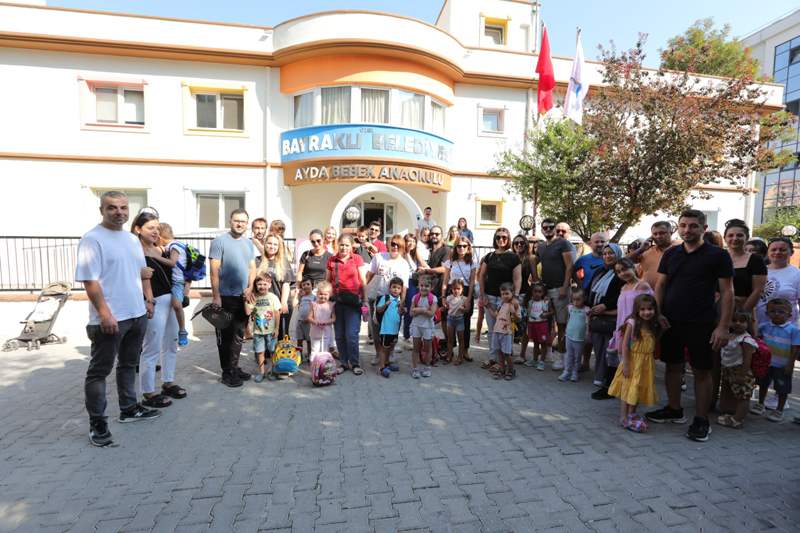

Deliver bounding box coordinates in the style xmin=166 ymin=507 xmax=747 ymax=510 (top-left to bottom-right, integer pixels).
xmin=531 ymin=218 xmax=574 ymax=370
xmin=209 ymin=209 xmax=256 ymax=387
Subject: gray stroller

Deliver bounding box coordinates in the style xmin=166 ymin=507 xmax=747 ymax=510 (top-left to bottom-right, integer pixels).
xmin=2 ymin=281 xmax=71 ymax=351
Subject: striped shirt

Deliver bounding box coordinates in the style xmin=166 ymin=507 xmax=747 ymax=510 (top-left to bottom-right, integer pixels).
xmin=757 ymin=321 xmax=800 ymax=368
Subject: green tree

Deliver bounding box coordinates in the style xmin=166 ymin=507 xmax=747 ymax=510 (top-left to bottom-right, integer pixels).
xmin=660 ymin=18 xmax=764 ymax=79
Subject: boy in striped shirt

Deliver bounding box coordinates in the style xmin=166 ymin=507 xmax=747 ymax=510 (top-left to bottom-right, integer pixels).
xmin=752 ymin=298 xmax=800 ymax=422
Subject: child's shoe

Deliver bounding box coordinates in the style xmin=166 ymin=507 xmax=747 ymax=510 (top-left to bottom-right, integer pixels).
xmin=622 ymin=414 xmax=647 ymax=432
xmin=422 ymin=367 xmax=431 ymax=378
xmin=571 ymin=373 xmax=579 ymax=382
xmin=537 ymin=361 xmax=545 ymax=371
xmin=178 ymin=330 xmax=189 ymax=346
xmin=552 ymin=352 xmax=564 ymax=370
xmin=388 ymin=364 xmax=400 ymax=372
xmin=412 ymin=368 xmax=421 ymax=379
xmin=767 ymin=410 xmax=784 ymax=422
xmin=524 ymin=359 xmax=537 ymax=367
xmin=381 ymin=367 xmax=391 ymax=378
xmin=254 ymin=373 xmax=265 ymax=383
xmin=558 ymin=372 xmax=569 ymax=382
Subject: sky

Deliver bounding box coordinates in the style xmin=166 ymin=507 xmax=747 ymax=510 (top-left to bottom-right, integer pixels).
xmin=47 ymin=0 xmax=800 ymax=66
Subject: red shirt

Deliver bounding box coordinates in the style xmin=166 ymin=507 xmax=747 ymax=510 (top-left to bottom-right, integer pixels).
xmin=326 ymin=254 xmax=365 ymax=295
xmin=372 ymin=238 xmax=387 ymax=253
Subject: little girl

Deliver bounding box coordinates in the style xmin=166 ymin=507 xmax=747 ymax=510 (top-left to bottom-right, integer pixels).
xmin=716 ymin=308 xmax=757 ymax=429
xmin=295 ymin=279 xmax=314 ymax=364
xmin=608 ymin=293 xmax=663 ymax=432
xmin=444 ymin=278 xmax=469 ymax=364
xmin=308 ymin=281 xmax=336 ymax=358
xmin=522 ymin=283 xmax=554 ymax=370
xmin=561 ymin=288 xmax=590 ymax=382
xmin=245 ymin=273 xmax=281 ymax=383
xmin=410 ymin=276 xmax=438 ymax=379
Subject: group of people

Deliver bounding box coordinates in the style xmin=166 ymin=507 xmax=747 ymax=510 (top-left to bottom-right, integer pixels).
xmin=76 ymin=191 xmax=797 ymax=447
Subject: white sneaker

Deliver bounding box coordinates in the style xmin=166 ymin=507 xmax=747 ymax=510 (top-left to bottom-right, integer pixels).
xmin=571 ymin=373 xmax=579 ymax=382
xmin=764 ymin=393 xmax=789 ymax=410
xmin=394 ymin=343 xmax=403 ymax=353
xmin=370 ymin=354 xmax=379 ymax=366
xmin=558 ymin=372 xmax=569 ymax=382
xmin=593 ymin=380 xmax=604 ymax=387
xmin=552 ymin=352 xmax=564 ymax=370
xmin=389 ymin=353 xmax=396 ymax=364
xmin=403 ymin=338 xmax=412 ymax=350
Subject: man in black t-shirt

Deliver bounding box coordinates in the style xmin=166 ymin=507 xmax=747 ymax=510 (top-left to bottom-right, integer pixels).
xmin=647 ymin=210 xmax=734 ymax=443
xmin=419 ymin=226 xmax=451 ymax=338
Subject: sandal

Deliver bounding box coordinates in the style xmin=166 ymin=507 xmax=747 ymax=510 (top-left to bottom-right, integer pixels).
xmin=337 ymin=365 xmax=349 ymax=375
xmin=750 ymin=403 xmax=766 ymax=415
xmin=715 ymin=414 xmax=743 ymax=429
xmin=454 ymin=357 xmax=463 ymax=365
xmin=442 ymin=358 xmax=452 ymax=365
xmin=621 ymin=414 xmax=646 ymax=432
xmin=142 ymin=394 xmax=172 ymax=408
xmin=473 ymin=336 xmax=481 ymax=343
xmin=463 ymin=354 xmax=473 ymax=362
xmin=504 ymin=369 xmax=517 ymax=380
xmin=352 ymin=366 xmax=363 ymax=375
xmin=480 ymin=360 xmax=494 ymax=369
xmin=161 ymin=384 xmax=187 ymax=399
xmin=493 ymin=371 xmax=506 ymax=380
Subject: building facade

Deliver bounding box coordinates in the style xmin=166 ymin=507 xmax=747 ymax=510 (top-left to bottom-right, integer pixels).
xmin=0 ymin=0 xmax=784 ymax=255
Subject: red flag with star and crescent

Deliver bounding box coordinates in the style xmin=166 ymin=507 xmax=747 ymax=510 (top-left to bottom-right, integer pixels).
xmin=536 ymin=27 xmax=555 ymax=114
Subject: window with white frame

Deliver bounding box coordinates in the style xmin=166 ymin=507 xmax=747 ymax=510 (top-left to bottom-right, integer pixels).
xmin=484 ymin=25 xmax=504 ymax=45
xmin=197 ymin=193 xmax=245 ymax=229
xmin=94 ymin=86 xmax=144 ymax=125
xmin=321 ymin=86 xmax=351 ymax=124
xmin=294 ymin=92 xmax=313 ymax=128
xmin=478 ymin=104 xmax=507 ymax=137
xmin=398 ymin=90 xmax=424 ymax=130
xmin=431 ymin=101 xmax=445 ymax=136
xmin=361 ymin=88 xmax=389 ymax=124
xmin=476 ymin=197 xmax=504 ymax=228
xmin=78 ymin=76 xmax=150 ymax=133
xmin=182 ymin=82 xmax=249 ymax=137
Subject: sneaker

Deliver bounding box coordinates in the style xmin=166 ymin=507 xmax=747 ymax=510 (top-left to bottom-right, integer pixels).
xmin=381 ymin=367 xmax=391 ymax=378
xmin=412 ymin=368 xmax=421 ymax=379
xmin=524 ymin=359 xmax=537 ymax=367
xmin=687 ymin=416 xmax=712 ymax=442
xmin=403 ymin=338 xmax=412 ymax=350
xmin=793 ymin=416 xmax=800 ymax=425
xmin=388 ymin=364 xmax=400 ymax=372
xmin=591 ymin=387 xmax=613 ymax=400
xmin=645 ymin=406 xmax=686 ymax=424
xmin=764 ymin=393 xmax=790 ymax=410
xmin=221 ymin=373 xmax=244 ymax=387
xmin=89 ymin=420 xmax=112 ymax=447
xmin=767 ymin=410 xmax=785 ymax=423
xmin=389 ymin=353 xmax=396 ymax=364
xmin=552 ymin=352 xmax=564 ymax=370
xmin=558 ymin=372 xmax=569 ymax=382
xmin=371 ymin=354 xmax=380 ymax=366
xmin=394 ymin=343 xmax=403 ymax=353
xmin=178 ymin=330 xmax=188 ymax=346
xmin=254 ymin=373 xmax=265 ymax=383
xmin=236 ymin=368 xmax=251 ymax=381
xmin=537 ymin=361 xmax=545 ymax=371
xmin=571 ymin=373 xmax=579 ymax=382
xmin=422 ymin=367 xmax=432 ymax=378
xmin=118 ymin=403 xmax=161 ymax=423
xmin=681 ymin=377 xmax=687 ymax=391
xmin=593 ymin=380 xmax=604 ymax=387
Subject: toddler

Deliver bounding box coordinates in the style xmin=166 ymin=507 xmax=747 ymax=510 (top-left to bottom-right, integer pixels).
xmin=295 ymin=279 xmax=314 ymax=364
xmin=716 ymin=309 xmax=757 ymax=429
xmin=410 ymin=276 xmax=438 ymax=379
xmin=308 ymin=281 xmax=336 ymax=358
xmin=152 ymin=223 xmax=190 ymax=345
xmin=522 ymin=283 xmax=554 ymax=370
xmin=561 ymin=288 xmax=590 ymax=382
xmin=443 ymin=278 xmax=469 ymax=364
xmin=245 ymin=273 xmax=281 ymax=383
xmin=487 ymin=282 xmax=521 ymax=380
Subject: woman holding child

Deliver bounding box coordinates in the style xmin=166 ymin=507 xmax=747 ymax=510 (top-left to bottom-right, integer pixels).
xmin=132 ymin=211 xmax=185 ymax=407
xmin=258 ymin=233 xmax=295 ymax=340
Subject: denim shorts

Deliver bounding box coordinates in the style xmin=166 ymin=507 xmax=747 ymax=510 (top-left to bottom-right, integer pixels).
xmin=447 ymin=315 xmax=465 ymax=332
xmin=171 ymin=281 xmax=184 ymax=303
xmin=253 ymin=333 xmax=277 ymax=354
xmin=756 ymin=365 xmax=793 ymax=395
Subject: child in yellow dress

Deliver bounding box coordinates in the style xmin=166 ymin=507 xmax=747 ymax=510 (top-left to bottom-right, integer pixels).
xmin=608 ymin=294 xmax=663 ymax=432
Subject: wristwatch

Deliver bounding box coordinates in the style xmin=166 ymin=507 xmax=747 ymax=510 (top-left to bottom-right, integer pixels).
xmin=145 ymin=299 xmax=157 ymax=305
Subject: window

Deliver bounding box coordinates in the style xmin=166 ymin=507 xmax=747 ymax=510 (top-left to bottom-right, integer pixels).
xmin=399 ymin=90 xmax=424 ymax=129
xmin=78 ymin=76 xmax=149 ymax=132
xmin=93 ymin=189 xmax=147 ymax=231
xmin=430 ymin=101 xmax=445 ymax=136
xmin=196 ymin=193 xmax=245 ymax=229
xmin=481 ymin=16 xmax=508 ymax=47
xmin=294 ymin=92 xmax=313 ymax=128
xmin=321 ymin=86 xmax=351 ymax=124
xmin=475 ymin=197 xmax=504 ymax=228
xmin=361 ymin=89 xmax=389 ymax=124
xmin=485 ymin=25 xmax=504 ymax=45
xmin=182 ymin=81 xmax=249 ymax=137
xmin=478 ymin=105 xmax=507 ymax=137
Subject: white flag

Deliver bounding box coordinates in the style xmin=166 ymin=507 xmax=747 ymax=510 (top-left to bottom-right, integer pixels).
xmin=564 ymin=34 xmax=588 ymax=124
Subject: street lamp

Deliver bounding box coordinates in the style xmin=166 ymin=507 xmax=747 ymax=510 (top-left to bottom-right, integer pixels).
xmin=344 ymin=204 xmax=361 ymax=224
xmin=780 ymin=224 xmax=798 ymax=239
xmin=668 ymin=220 xmax=678 ymax=235
xmin=519 ymin=215 xmax=535 ymax=235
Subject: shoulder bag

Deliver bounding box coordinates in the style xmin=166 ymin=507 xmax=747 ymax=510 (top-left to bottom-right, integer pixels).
xmin=333 ymin=258 xmax=361 ymax=308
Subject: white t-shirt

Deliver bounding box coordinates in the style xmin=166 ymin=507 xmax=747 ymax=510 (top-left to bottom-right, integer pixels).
xmin=416 ymin=218 xmax=436 ymax=234
xmin=166 ymin=242 xmax=188 ymax=285
xmin=756 ymin=266 xmax=800 ymax=327
xmin=368 ymin=252 xmax=412 ymax=300
xmin=75 ymin=225 xmax=147 ymax=325
xmin=444 ymin=259 xmax=478 ymax=286
xmin=720 ymin=333 xmax=758 ymax=368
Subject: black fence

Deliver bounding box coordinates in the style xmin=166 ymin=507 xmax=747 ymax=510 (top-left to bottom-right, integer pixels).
xmin=0 ymin=236 xmax=492 ymax=293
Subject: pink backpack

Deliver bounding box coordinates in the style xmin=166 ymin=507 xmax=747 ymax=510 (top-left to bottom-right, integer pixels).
xmin=310 ymin=352 xmax=337 ymax=386
xmin=412 ymin=293 xmax=441 ymax=324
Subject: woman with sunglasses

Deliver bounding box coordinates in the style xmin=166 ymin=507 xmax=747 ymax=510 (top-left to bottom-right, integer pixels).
xmin=512 ymin=235 xmax=535 ymax=364
xmin=402 ymin=234 xmax=429 ymax=350
xmin=366 ymin=235 xmax=411 ymax=363
xmin=442 ymin=237 xmax=478 ymax=364
xmin=755 ymin=237 xmax=800 ymax=328
xmin=478 ymin=228 xmax=522 ymax=371
xmin=297 ymin=229 xmax=333 ymax=288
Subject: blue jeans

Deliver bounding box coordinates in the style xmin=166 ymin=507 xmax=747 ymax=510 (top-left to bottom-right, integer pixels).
xmin=403 ymin=277 xmax=420 ymax=340
xmin=85 ymin=314 xmax=147 ymax=422
xmin=334 ymin=301 xmax=361 ymax=367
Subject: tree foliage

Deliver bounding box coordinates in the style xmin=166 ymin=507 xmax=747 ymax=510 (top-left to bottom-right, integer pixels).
xmin=753 ymin=206 xmax=800 ymax=239
xmin=660 ymin=18 xmax=764 ymax=80
xmin=494 ymin=34 xmax=796 ymax=243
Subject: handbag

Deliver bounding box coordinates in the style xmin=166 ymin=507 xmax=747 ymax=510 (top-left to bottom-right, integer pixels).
xmin=589 ymin=314 xmax=617 ymax=334
xmin=605 ymin=335 xmax=620 ymax=367
xmin=191 ymin=304 xmax=232 ymax=330
xmin=333 ymin=259 xmax=361 ymax=308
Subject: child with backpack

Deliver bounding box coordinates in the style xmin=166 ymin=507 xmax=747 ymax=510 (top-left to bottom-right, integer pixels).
xmin=308 ymin=281 xmax=336 ymax=358
xmin=443 ymin=278 xmax=469 ymax=364
xmin=295 ymin=279 xmax=314 ymax=365
xmin=410 ymin=276 xmax=438 ymax=379
xmin=486 ymin=282 xmax=521 ymax=380
xmin=376 ymin=277 xmax=405 ymax=377
xmin=154 ymin=223 xmax=195 ymax=345
xmin=246 ymin=273 xmax=281 ymax=383
xmin=716 ymin=308 xmax=758 ymax=429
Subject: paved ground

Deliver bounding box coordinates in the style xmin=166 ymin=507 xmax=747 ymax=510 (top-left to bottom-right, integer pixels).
xmin=1 ymin=329 xmax=799 ymax=533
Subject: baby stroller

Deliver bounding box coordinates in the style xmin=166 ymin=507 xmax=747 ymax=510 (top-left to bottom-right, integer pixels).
xmin=2 ymin=281 xmax=71 ymax=351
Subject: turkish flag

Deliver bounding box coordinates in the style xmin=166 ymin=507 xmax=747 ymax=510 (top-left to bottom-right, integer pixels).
xmin=536 ymin=27 xmax=555 ymax=114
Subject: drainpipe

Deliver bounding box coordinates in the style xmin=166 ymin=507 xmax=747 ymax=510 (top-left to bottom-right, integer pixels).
xmin=264 ymin=66 xmax=271 ymax=224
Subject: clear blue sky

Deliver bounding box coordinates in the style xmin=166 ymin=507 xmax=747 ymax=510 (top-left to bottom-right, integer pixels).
xmin=47 ymin=0 xmax=800 ymax=66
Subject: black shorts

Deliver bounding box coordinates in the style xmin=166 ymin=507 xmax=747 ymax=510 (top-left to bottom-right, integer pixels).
xmin=659 ymin=320 xmax=715 ymax=371
xmin=380 ymin=334 xmax=399 ymax=348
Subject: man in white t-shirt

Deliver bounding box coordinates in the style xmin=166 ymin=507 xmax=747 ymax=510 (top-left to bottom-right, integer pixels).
xmin=76 ymin=191 xmax=159 ymax=447
xmin=415 ymin=207 xmax=436 ymax=239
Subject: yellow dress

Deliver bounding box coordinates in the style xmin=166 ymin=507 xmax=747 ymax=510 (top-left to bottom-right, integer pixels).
xmin=608 ymin=331 xmax=659 ymax=407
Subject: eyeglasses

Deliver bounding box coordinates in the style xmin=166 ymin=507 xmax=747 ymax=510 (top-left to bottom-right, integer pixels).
xmin=555 ymin=230 xmax=567 ymax=234
xmin=390 ymin=243 xmax=400 ymax=248
xmin=495 ymin=235 xmax=509 ymax=241
xmin=232 ymin=220 xmax=248 ymax=225
xmin=310 ymin=239 xmax=322 ymax=244
xmin=370 ymin=228 xmax=380 ymax=232
xmin=542 ymin=225 xmax=555 ymax=230
xmin=430 ymin=232 xmax=441 ymax=236
xmin=456 ymin=244 xmax=469 ymax=249
xmin=768 ymin=308 xmax=790 ymax=315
